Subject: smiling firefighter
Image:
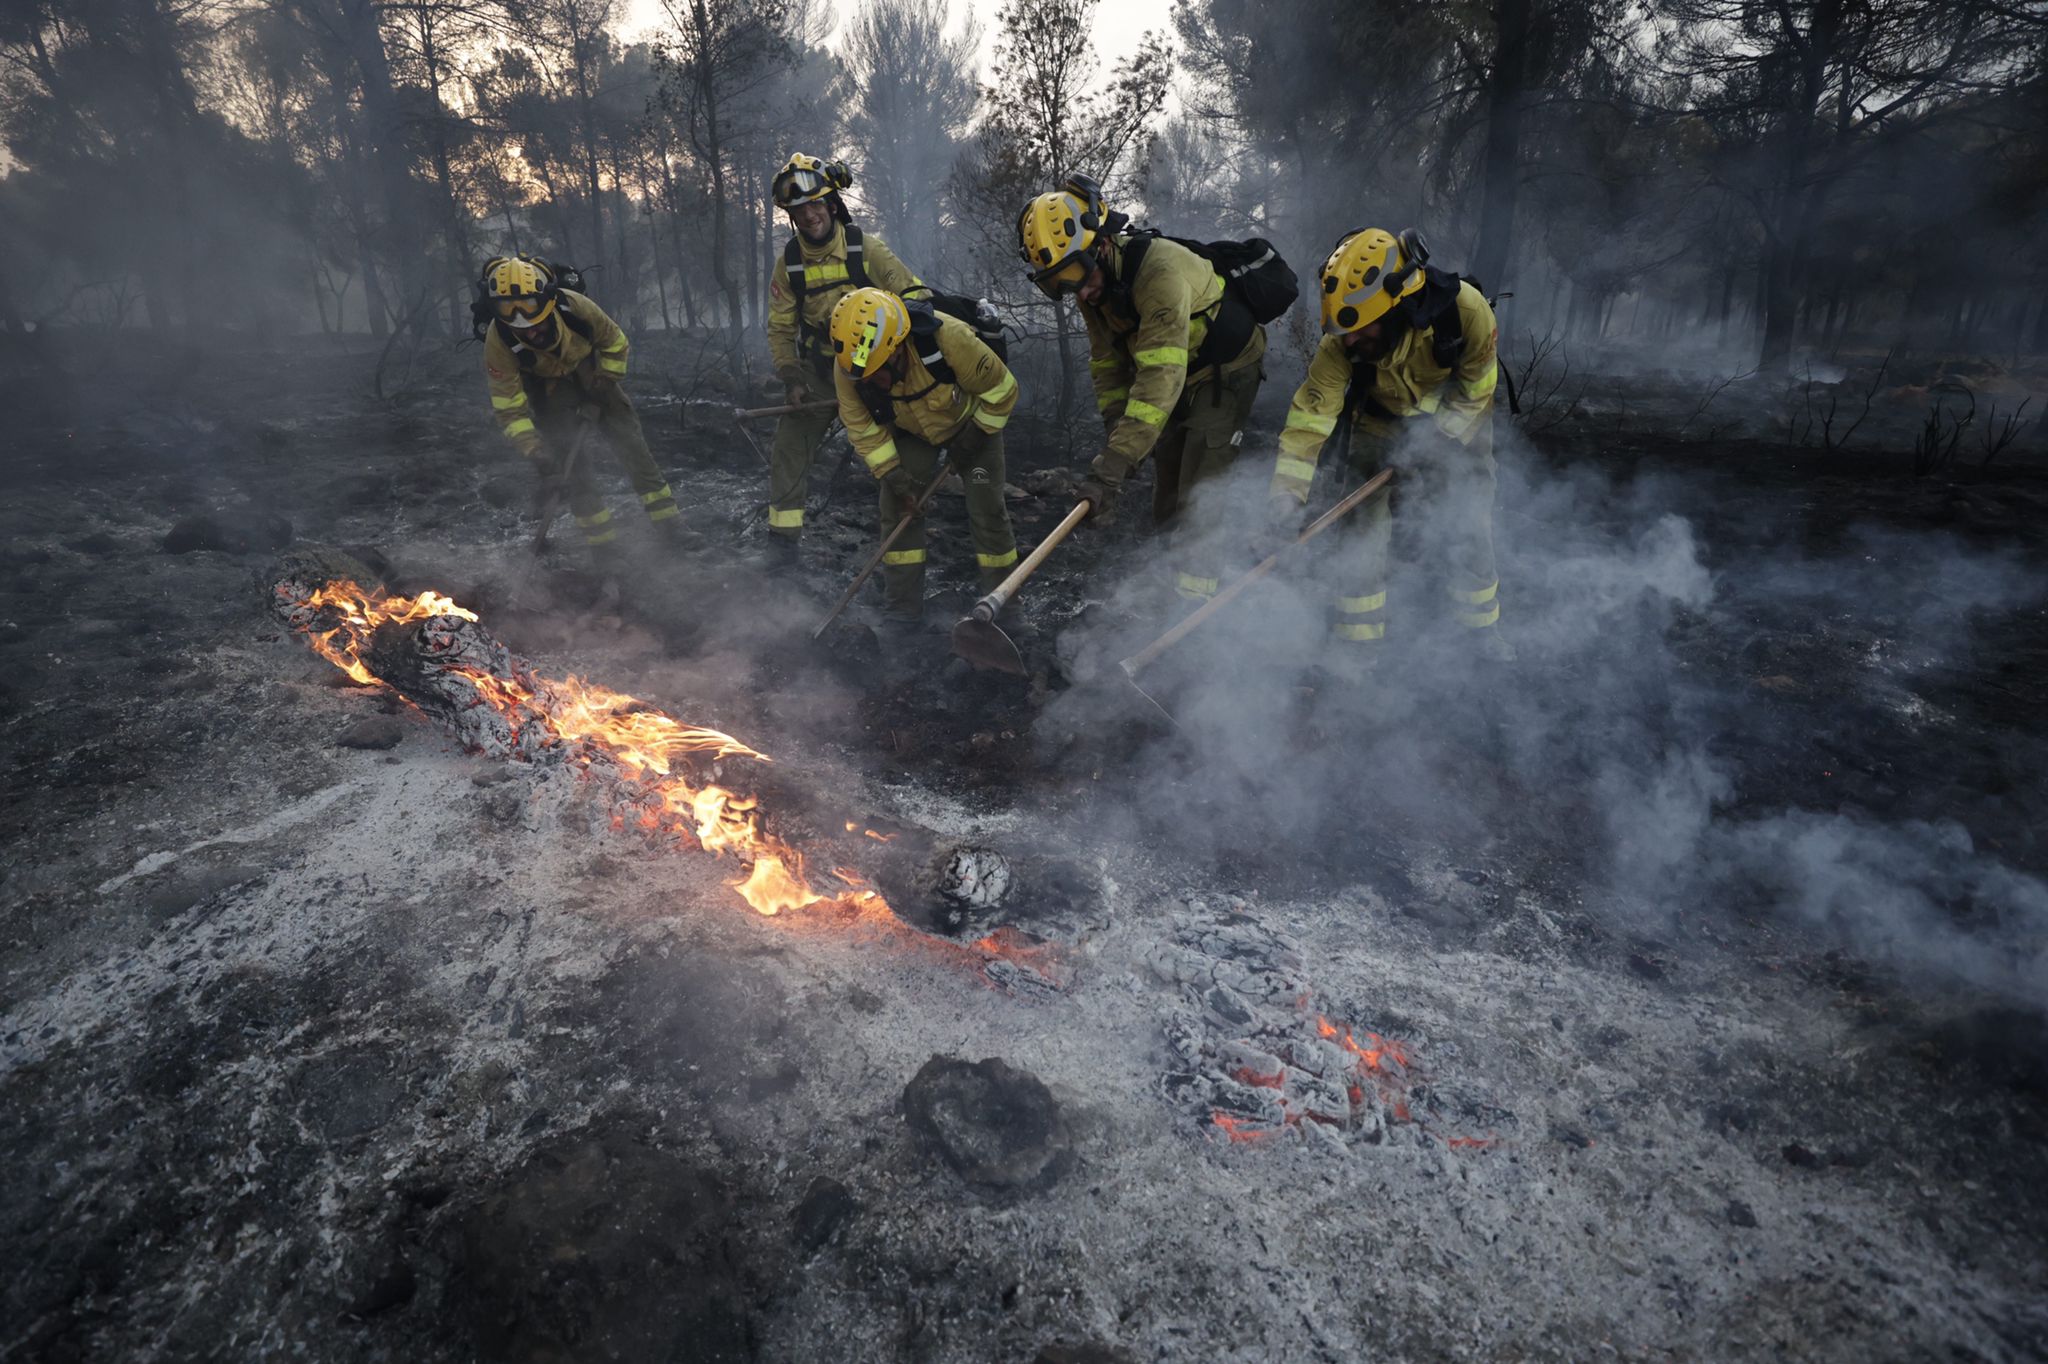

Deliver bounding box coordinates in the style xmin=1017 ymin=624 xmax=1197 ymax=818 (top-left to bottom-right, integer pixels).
xmin=1016 ymin=174 xmax=1269 ymax=605
xmin=765 ymin=153 xmax=927 ymax=567
xmin=827 ymin=286 xmax=1020 ymax=633
xmin=475 ymin=254 xmax=692 ymax=565
xmin=1265 ymin=227 xmax=1512 ymax=669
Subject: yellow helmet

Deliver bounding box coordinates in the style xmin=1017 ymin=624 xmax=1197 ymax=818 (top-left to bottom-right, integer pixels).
xmin=1016 ymin=174 xmax=1108 ymax=293
xmin=482 ymin=254 xmax=558 ymax=329
xmin=773 ymin=152 xmax=852 ymax=210
xmin=829 ymin=287 xmax=912 ymax=378
xmin=1320 ymin=228 xmax=1429 ymax=335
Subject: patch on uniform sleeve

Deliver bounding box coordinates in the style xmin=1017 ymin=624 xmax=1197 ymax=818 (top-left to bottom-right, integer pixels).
xmin=487 ymin=363 xmax=509 ymax=380
xmin=770 ymin=279 xmax=787 ymax=301
xmin=1148 ymin=306 xmax=1181 ymax=329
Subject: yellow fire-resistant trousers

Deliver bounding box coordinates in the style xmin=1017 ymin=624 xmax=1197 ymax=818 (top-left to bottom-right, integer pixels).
xmin=767 ymin=357 xmax=840 ymax=541
xmin=1151 ymin=361 xmax=1263 ymax=604
xmin=877 ymin=424 xmax=1018 ymax=620
xmin=526 ymin=373 xmax=678 ymax=546
xmin=1328 ymin=414 xmax=1500 ymax=647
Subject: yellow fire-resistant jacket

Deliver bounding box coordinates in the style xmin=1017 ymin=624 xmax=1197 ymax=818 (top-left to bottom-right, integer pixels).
xmin=833 ymin=314 xmax=1020 ymax=479
xmin=482 ymin=289 xmax=630 ymax=460
xmin=1082 ymin=234 xmax=1267 ymax=472
xmin=768 ymin=225 xmax=922 ymax=376
xmin=1268 ymin=280 xmax=1500 ymax=504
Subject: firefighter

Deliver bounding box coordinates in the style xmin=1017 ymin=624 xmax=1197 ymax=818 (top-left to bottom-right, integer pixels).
xmin=765 ymin=153 xmax=925 ymax=566
xmin=477 ymin=255 xmax=690 ymax=560
xmin=1264 ymin=227 xmax=1511 ymax=666
xmin=827 ymin=287 xmax=1020 ymax=630
xmin=1015 ymin=175 xmax=1265 ymax=604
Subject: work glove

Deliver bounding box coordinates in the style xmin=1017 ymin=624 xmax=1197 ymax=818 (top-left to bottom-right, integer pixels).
xmin=532 ymin=460 xmax=572 ymax=515
xmin=1074 ymin=451 xmax=1132 ymax=526
xmin=777 ymin=368 xmax=810 ymax=405
xmin=881 ymin=464 xmax=921 ymax=509
xmin=1254 ymin=494 xmax=1305 ymax=561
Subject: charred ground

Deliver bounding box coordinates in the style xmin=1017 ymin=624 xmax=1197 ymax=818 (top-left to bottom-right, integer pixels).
xmin=2 ymin=334 xmax=2046 ymax=1362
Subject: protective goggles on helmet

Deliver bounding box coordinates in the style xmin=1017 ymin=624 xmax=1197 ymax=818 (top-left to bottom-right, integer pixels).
xmin=1031 ymin=253 xmax=1093 ymax=296
xmin=494 ymin=293 xmax=557 ymax=329
xmin=774 ymin=167 xmax=830 ymax=207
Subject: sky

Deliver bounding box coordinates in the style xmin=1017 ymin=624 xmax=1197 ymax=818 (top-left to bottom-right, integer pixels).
xmin=620 ymin=0 xmax=1177 ymax=78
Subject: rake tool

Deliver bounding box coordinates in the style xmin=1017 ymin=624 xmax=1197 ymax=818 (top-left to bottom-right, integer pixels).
xmin=1111 ymin=470 xmax=1394 ymax=726
xmin=812 ymin=456 xmax=951 ymax=642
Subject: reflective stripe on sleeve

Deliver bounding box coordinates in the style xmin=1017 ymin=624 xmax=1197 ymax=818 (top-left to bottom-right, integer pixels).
xmin=863 ymin=439 xmax=899 ymax=471
xmin=1096 ymin=385 xmax=1130 ymax=412
xmin=980 ymin=370 xmax=1017 ymax=406
xmin=1274 ymin=457 xmax=1317 ymax=484
xmin=1284 ymin=406 xmax=1336 ymax=435
xmin=503 ymin=417 xmax=536 ymax=439
xmin=1175 ymin=572 xmax=1219 ymax=600
xmin=1089 ymin=356 xmax=1122 ymax=374
xmin=974 ymin=406 xmax=1012 ymax=432
xmin=598 ymin=355 xmax=627 ymax=376
xmin=1460 ymin=361 xmax=1499 ymax=400
xmin=491 ymin=391 xmax=527 ymax=410
xmin=1125 ymin=398 xmax=1169 ymax=428
xmin=1134 ymin=346 xmax=1188 ymax=368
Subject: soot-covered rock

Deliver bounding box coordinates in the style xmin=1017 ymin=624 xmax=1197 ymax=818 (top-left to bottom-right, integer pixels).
xmin=162 ymin=510 xmax=293 ymax=555
xmin=448 ymin=1128 xmax=754 ymax=1364
xmin=792 ymin=1175 xmax=858 ymax=1254
xmin=901 ymin=1055 xmax=1071 ymax=1194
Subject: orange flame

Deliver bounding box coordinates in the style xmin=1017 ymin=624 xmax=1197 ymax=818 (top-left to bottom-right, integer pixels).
xmin=285 ymin=580 xmax=836 ymax=917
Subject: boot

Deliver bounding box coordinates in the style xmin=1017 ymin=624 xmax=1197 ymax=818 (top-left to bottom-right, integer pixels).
xmin=759 ymin=532 xmax=801 ymax=573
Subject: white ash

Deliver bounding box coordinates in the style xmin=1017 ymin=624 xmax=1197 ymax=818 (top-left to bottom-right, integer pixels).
xmin=940 ymin=847 xmax=1013 ymax=909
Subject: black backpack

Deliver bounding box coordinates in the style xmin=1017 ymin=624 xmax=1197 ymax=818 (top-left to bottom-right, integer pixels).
xmin=915 ymin=289 xmax=1008 ymax=362
xmin=1117 ymin=229 xmax=1298 ymax=372
xmin=1341 ymin=265 xmax=1522 ymax=420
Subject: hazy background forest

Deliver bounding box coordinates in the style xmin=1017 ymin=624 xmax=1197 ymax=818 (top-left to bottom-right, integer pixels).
xmin=4 ymin=0 xmax=2046 ymax=420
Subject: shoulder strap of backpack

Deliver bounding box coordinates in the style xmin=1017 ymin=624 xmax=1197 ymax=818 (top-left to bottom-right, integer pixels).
xmin=908 ymin=306 xmax=951 ymax=386
xmin=843 ymin=223 xmax=868 ymax=289
xmin=556 ymin=292 xmax=595 ymax=343
xmin=782 ymin=236 xmax=807 ymax=304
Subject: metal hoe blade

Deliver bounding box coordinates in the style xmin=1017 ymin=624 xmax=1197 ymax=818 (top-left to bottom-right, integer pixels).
xmin=951 ymin=615 xmax=1027 ymax=675
xmin=1115 ymin=658 xmax=1182 ymax=729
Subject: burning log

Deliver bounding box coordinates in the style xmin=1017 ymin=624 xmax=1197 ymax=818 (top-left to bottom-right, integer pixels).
xmin=264 ymin=553 xmax=1064 ymax=988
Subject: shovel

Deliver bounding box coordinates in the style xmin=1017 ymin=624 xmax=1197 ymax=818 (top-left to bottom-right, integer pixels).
xmin=951 ymin=499 xmax=1092 ymax=674
xmin=812 ymin=456 xmax=952 ymax=641
xmin=1112 ymin=470 xmax=1394 ymax=723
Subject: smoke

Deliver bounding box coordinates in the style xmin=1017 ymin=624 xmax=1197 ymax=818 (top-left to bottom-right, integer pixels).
xmin=1041 ymin=418 xmax=2048 ymax=1010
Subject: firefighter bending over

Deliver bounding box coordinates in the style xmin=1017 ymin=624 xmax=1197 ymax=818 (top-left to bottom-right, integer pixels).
xmin=476 ymin=255 xmax=691 ymax=563
xmin=828 ymin=287 xmax=1020 ymax=633
xmin=1265 ymin=228 xmax=1511 ymax=667
xmin=1016 ymin=175 xmax=1266 ymax=604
